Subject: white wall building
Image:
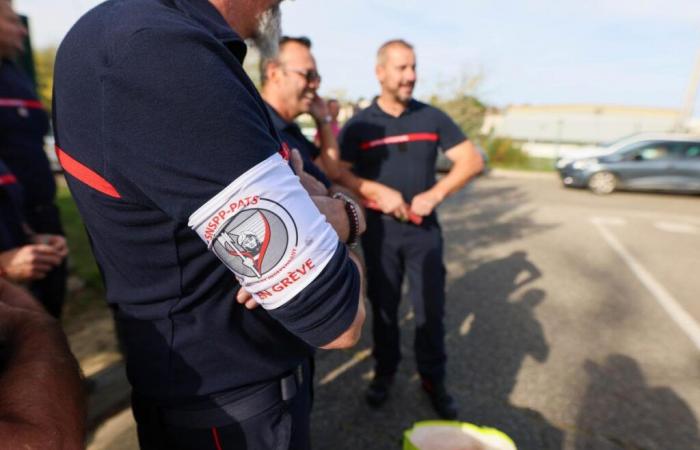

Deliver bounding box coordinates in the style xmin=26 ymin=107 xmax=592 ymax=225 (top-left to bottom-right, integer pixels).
xmin=482 ymin=104 xmax=687 ymax=158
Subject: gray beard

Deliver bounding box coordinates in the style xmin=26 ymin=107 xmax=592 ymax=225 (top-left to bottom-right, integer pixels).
xmin=252 ymin=4 xmax=282 ymax=60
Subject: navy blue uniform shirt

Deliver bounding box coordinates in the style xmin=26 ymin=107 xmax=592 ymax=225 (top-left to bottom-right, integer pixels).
xmin=0 ymin=60 xmax=55 ymax=211
xmin=265 ymin=103 xmax=332 ymax=188
xmin=0 ymin=159 xmax=26 ymax=252
xmin=53 ymin=0 xmax=359 ymax=405
xmin=339 ymin=99 xmax=466 ymax=205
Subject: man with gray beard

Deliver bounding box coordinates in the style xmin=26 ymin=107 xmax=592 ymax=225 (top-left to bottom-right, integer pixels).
xmin=52 ymin=1 xmax=366 ymax=449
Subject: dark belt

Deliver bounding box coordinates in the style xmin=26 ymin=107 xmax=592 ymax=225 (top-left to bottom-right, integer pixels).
xmin=133 ymin=366 xmax=302 ymax=429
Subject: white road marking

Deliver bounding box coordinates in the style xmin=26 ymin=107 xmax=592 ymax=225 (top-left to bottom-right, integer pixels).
xmin=319 ymin=348 xmax=371 ymax=386
xmin=654 ymin=221 xmax=699 ymax=235
xmin=591 ymin=218 xmax=700 ymax=352
xmin=590 ymin=216 xmax=626 ymax=226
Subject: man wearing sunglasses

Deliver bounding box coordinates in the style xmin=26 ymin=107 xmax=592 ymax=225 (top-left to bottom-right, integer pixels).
xmin=261 ymin=36 xmax=344 ymax=188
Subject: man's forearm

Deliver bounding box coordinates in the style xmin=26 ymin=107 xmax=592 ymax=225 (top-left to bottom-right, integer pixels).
xmin=429 ymin=141 xmax=484 ymax=200
xmin=320 ymin=251 xmax=365 ymax=349
xmin=315 ymin=122 xmax=343 ymax=181
xmin=337 ymin=169 xmax=383 ymax=200
xmin=0 ymin=282 xmax=86 ymax=449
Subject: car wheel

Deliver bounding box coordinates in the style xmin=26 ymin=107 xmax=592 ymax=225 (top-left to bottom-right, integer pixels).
xmin=588 ymin=171 xmax=616 ymax=195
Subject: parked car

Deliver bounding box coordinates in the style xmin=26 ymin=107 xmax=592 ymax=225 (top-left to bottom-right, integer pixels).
xmin=556 ymin=134 xmax=700 ymax=194
xmin=436 ymin=144 xmax=490 ymax=175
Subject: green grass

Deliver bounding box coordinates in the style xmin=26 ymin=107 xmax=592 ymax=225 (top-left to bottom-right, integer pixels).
xmin=56 ymin=185 xmax=107 ymax=326
xmin=491 ymin=157 xmax=556 ymax=172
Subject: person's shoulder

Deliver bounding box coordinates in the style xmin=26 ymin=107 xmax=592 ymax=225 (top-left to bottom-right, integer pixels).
xmin=60 ymin=0 xmax=209 ymax=63
xmin=342 ymin=107 xmax=375 ymax=130
xmin=410 ymin=99 xmax=443 ymax=116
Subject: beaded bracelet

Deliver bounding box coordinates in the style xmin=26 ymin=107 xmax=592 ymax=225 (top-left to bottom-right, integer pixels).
xmin=332 ymin=192 xmax=361 ymax=248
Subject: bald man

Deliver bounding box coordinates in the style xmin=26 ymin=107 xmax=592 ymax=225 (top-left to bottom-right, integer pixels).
xmin=338 ymin=39 xmax=483 ymax=419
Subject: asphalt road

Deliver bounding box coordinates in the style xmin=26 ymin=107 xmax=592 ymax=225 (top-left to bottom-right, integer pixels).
xmin=88 ymin=172 xmax=700 ymax=450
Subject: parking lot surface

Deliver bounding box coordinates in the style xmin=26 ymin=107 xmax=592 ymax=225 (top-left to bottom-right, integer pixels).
xmin=89 ymin=173 xmax=700 ymax=450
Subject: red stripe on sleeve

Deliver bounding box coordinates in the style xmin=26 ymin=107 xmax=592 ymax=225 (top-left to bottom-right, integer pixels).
xmin=0 ymin=174 xmax=18 ymax=186
xmin=211 ymin=427 xmax=223 ymax=450
xmin=360 ymin=132 xmax=439 ymax=150
xmin=0 ymin=98 xmax=45 ymax=110
xmin=55 ymin=146 xmax=122 ymax=199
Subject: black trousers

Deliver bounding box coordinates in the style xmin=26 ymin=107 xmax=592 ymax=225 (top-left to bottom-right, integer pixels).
xmin=361 ymin=213 xmax=447 ymax=382
xmin=133 ymin=360 xmax=313 ymax=450
xmin=26 ymin=203 xmax=67 ymax=318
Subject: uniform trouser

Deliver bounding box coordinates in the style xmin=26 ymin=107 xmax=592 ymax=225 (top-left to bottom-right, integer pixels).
xmin=26 ymin=203 xmax=67 ymax=318
xmin=133 ymin=359 xmax=313 ymax=450
xmin=361 ymin=213 xmax=447 ymax=383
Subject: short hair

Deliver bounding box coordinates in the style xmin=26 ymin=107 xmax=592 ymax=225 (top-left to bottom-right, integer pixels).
xmin=376 ymin=39 xmax=414 ymax=66
xmin=260 ymin=36 xmax=312 ymax=86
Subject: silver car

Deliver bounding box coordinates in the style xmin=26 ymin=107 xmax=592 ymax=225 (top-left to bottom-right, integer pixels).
xmin=557 ymin=136 xmax=700 ymax=194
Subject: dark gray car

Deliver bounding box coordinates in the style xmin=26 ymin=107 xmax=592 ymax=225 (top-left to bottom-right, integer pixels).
xmin=558 ymin=138 xmax=700 ymax=194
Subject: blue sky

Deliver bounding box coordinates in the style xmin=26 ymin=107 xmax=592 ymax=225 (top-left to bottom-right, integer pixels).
xmin=15 ymin=0 xmax=700 ymax=114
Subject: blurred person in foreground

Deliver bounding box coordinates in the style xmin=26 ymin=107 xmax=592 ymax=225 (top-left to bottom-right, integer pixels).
xmin=337 ymin=39 xmax=483 ymax=419
xmin=260 ymin=36 xmax=345 ymax=185
xmin=0 ymin=278 xmax=86 ymax=448
xmin=0 ymin=156 xmax=67 ymax=297
xmin=53 ymin=0 xmax=365 ymax=448
xmin=0 ymin=0 xmax=68 ymax=317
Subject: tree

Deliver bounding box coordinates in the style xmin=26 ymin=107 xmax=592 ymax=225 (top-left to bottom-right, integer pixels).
xmin=428 ymin=72 xmax=487 ymax=138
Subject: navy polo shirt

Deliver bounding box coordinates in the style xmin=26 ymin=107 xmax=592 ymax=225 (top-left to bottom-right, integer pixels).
xmin=0 ymin=159 xmax=26 ymax=252
xmin=53 ymin=0 xmax=359 ymax=405
xmin=265 ymin=103 xmax=331 ymax=188
xmin=339 ymin=99 xmax=467 ymax=204
xmin=0 ymin=60 xmax=55 ymax=211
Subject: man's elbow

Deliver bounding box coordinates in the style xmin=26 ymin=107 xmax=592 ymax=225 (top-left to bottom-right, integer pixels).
xmin=320 ymin=298 xmax=366 ymax=350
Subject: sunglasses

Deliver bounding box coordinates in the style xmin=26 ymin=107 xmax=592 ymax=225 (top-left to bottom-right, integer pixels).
xmin=284 ymin=67 xmax=322 ymax=84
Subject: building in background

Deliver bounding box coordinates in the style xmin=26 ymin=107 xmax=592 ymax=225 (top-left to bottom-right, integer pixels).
xmin=481 ymin=104 xmax=698 ymax=158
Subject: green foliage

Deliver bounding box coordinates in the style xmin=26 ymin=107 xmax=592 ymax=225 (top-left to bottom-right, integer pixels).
xmin=56 ymin=186 xmax=106 ymax=322
xmin=33 ymin=47 xmax=56 ymax=113
xmin=484 ymin=137 xmax=529 ymax=166
xmin=430 ymin=94 xmax=486 ymax=138
xmin=482 ymin=137 xmax=554 ymax=171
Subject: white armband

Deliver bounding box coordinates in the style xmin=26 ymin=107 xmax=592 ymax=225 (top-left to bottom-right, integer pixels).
xmin=188 ymin=153 xmax=338 ymax=309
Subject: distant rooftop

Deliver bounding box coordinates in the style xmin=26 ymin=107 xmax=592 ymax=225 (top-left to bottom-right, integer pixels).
xmin=483 ymin=104 xmax=683 ymax=144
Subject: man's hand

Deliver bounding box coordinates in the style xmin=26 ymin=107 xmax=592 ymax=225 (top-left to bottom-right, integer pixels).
xmin=410 ymin=190 xmax=443 ymax=217
xmin=309 ymin=94 xmax=329 ymax=124
xmin=30 ymin=234 xmax=69 ymax=259
xmin=0 ymin=244 xmax=65 ymax=282
xmin=290 ymin=149 xmax=328 ymax=197
xmin=236 ymin=287 xmax=258 ymax=310
xmin=371 ymin=184 xmax=410 ymax=220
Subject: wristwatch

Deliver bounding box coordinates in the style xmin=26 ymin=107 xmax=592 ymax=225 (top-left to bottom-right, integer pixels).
xmin=332 ymin=192 xmax=361 ymax=248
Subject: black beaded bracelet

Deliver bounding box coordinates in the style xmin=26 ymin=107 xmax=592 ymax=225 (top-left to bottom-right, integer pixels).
xmin=332 ymin=192 xmax=360 ymax=248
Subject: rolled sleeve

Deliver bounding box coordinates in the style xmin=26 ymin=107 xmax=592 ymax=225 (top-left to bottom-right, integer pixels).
xmin=267 ymin=243 xmax=360 ymax=347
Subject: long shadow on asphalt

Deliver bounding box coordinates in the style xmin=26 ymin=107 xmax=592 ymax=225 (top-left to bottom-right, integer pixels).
xmin=310 ymin=180 xmax=562 ymax=449
xmin=444 ymin=252 xmax=564 ymax=450
xmin=574 ymin=354 xmax=700 ymax=450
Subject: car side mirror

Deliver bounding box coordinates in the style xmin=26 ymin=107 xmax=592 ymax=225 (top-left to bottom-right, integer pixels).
xmin=633 ymin=154 xmax=643 ymax=161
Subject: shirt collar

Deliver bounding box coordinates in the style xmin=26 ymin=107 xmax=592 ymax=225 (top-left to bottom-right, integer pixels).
xmin=264 ymin=101 xmax=299 ymax=133
xmin=171 ymin=0 xmax=247 ymax=62
xmin=369 ymin=96 xmax=419 ymax=118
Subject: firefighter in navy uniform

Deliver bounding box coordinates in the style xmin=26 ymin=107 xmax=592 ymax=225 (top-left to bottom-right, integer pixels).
xmin=338 ymin=39 xmax=483 ymax=419
xmin=0 ymin=0 xmax=67 ymax=317
xmin=0 ymin=158 xmax=66 ymax=285
xmin=260 ymin=36 xmax=345 ymax=190
xmin=53 ymin=1 xmax=365 ymax=449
